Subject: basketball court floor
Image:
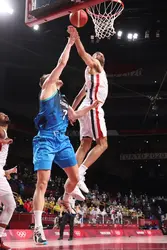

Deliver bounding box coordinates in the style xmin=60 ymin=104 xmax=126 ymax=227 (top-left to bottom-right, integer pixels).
xmin=5 ymin=236 xmax=167 ymax=250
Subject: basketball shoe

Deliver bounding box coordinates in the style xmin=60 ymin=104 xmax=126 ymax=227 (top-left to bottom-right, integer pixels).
xmin=33 ymin=226 xmax=47 ymax=245
xmin=71 ymin=185 xmax=85 ymax=201
xmin=77 ymin=174 xmax=89 ymax=194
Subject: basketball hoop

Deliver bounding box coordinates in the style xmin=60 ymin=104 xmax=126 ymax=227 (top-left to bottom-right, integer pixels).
xmin=86 ymin=0 xmax=124 ymax=39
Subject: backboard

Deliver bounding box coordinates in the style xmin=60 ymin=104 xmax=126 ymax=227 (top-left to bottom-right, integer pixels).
xmin=25 ymin=0 xmax=106 ymax=27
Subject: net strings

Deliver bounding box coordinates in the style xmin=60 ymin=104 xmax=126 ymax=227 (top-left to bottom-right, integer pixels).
xmin=88 ymin=1 xmax=124 ymax=39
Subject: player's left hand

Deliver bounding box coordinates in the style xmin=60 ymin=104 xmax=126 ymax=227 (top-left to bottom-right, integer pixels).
xmin=91 ymin=100 xmax=100 ymax=109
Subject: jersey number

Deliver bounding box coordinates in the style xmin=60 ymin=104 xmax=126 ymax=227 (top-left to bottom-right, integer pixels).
xmin=62 ymin=110 xmax=68 ymax=120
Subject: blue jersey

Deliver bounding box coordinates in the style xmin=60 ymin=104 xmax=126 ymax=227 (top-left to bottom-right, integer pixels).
xmin=34 ymin=90 xmax=69 ymax=132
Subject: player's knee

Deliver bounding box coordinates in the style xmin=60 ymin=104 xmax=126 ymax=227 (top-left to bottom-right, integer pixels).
xmin=103 ymin=140 xmax=108 ymax=151
xmin=6 ymin=198 xmax=16 ymax=214
xmin=73 ymin=174 xmax=79 ymax=185
xmin=37 ymin=179 xmax=48 ymax=192
xmin=70 ymin=174 xmax=79 ymax=185
xmin=10 ymin=200 xmax=16 ymax=212
xmin=98 ymin=138 xmax=108 ymax=151
xmin=80 ymin=139 xmax=92 ymax=153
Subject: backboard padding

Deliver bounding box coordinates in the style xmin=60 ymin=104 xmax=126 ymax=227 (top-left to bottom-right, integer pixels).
xmin=25 ymin=0 xmax=106 ymax=27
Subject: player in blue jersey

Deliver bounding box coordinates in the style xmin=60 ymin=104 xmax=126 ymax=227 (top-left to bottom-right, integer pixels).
xmin=32 ymin=31 xmax=98 ymax=245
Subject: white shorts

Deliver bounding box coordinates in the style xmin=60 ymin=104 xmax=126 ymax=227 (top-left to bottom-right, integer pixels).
xmin=0 ymin=176 xmax=13 ymax=197
xmin=78 ymin=106 xmax=107 ymax=141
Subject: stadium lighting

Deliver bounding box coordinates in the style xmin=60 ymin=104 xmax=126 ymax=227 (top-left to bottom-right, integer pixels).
xmin=90 ymin=35 xmax=95 ymax=44
xmin=117 ymin=30 xmax=123 ymax=39
xmin=33 ymin=25 xmax=40 ymax=31
xmin=127 ymin=33 xmax=138 ymax=41
xmin=127 ymin=33 xmax=133 ymax=40
xmin=145 ymin=30 xmax=149 ymax=39
xmin=133 ymin=33 xmax=138 ymax=40
xmin=156 ymin=30 xmax=160 ymax=38
xmin=0 ymin=0 xmax=14 ymax=14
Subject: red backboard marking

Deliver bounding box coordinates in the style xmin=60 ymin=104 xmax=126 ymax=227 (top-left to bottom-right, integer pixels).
xmin=25 ymin=0 xmax=106 ymax=27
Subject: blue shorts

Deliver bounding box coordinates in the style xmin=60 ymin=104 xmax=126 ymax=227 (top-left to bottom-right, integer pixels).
xmin=33 ymin=131 xmax=77 ymax=171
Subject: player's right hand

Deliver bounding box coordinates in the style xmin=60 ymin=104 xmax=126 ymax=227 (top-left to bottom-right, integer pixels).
xmin=67 ymin=25 xmax=76 ymax=33
xmin=67 ymin=25 xmax=79 ymax=39
xmin=5 ymin=138 xmax=13 ymax=144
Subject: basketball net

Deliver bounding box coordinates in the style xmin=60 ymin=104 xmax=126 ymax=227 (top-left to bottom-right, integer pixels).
xmin=87 ymin=0 xmax=124 ymax=39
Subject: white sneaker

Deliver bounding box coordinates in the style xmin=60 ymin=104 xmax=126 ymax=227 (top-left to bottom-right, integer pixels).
xmin=71 ymin=185 xmax=85 ymax=201
xmin=77 ymin=175 xmax=89 ymax=194
xmin=33 ymin=226 xmax=47 ymax=245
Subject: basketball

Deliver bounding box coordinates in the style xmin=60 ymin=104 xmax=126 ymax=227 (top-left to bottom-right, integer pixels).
xmin=69 ymin=10 xmax=88 ymax=28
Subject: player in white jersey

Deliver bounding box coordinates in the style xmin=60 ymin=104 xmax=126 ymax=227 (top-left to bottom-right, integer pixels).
xmin=68 ymin=26 xmax=108 ymax=193
xmin=0 ymin=113 xmax=17 ymax=250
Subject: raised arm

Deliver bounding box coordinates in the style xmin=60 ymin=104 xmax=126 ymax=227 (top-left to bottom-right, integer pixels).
xmin=72 ymin=84 xmax=86 ymax=110
xmin=68 ymin=26 xmax=101 ymax=71
xmin=42 ymin=36 xmax=75 ymax=88
xmin=75 ymin=37 xmax=95 ymax=68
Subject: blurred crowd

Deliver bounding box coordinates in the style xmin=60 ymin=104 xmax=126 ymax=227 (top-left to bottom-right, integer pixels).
xmin=2 ymin=166 xmax=166 ymax=225
xmin=11 ymin=175 xmax=166 ymax=225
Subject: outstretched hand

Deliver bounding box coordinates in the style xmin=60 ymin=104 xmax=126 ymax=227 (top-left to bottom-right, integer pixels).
xmin=5 ymin=138 xmax=13 ymax=144
xmin=10 ymin=167 xmax=17 ymax=174
xmin=67 ymin=25 xmax=78 ymax=45
xmin=91 ymin=100 xmax=100 ymax=109
xmin=67 ymin=25 xmax=79 ymax=39
xmin=5 ymin=166 xmax=17 ymax=180
xmin=0 ymin=138 xmax=13 ymax=145
xmin=6 ymin=166 xmax=17 ymax=175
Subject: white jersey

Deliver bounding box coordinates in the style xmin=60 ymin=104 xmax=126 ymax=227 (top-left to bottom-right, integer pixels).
xmin=81 ymin=67 xmax=108 ymax=107
xmin=78 ymin=67 xmax=108 ymax=140
xmin=0 ymin=129 xmax=9 ymax=177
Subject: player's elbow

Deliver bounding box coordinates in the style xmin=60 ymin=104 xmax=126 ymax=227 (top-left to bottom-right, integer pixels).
xmin=83 ymin=57 xmax=94 ymax=68
xmin=89 ymin=61 xmax=95 ymax=68
xmin=58 ymin=60 xmax=66 ymax=67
